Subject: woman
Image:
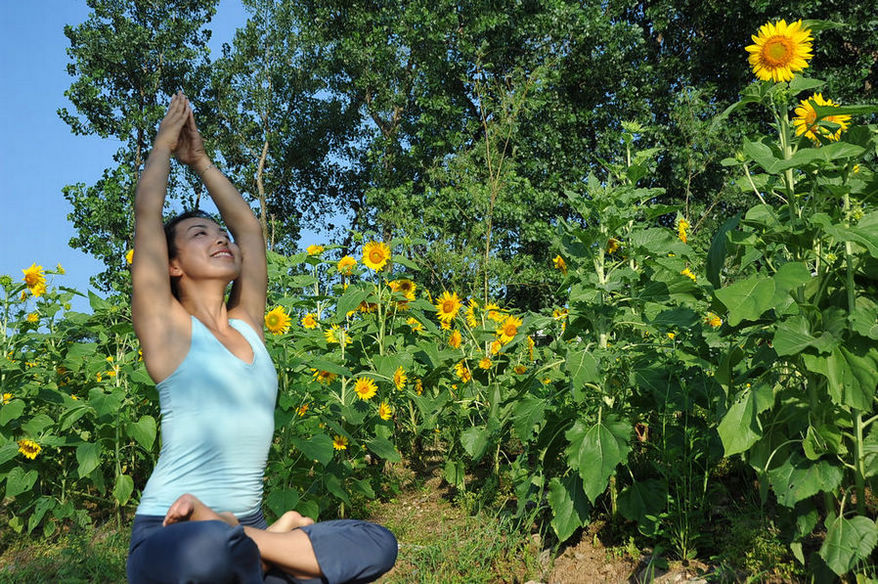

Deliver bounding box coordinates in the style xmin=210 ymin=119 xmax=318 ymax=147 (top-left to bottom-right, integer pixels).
xmin=127 ymin=92 xmax=397 ymax=584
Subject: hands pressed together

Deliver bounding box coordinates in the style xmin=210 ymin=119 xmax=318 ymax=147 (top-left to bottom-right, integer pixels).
xmin=153 ymin=91 xmax=211 ymax=174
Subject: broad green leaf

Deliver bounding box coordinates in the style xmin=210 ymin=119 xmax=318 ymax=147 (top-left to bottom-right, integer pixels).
xmin=460 ymin=425 xmax=490 ymax=462
xmin=76 ymin=442 xmax=101 ymax=479
xmin=27 ymin=497 xmax=55 ymax=535
xmin=548 ymin=474 xmax=590 ymax=542
xmin=706 ymin=213 xmax=741 ymax=288
xmin=803 ymin=422 xmax=845 ymax=460
xmin=366 ymin=436 xmax=401 ymax=462
xmin=788 ymin=76 xmax=825 ymax=94
xmin=307 ymin=359 xmax=352 ymax=377
xmin=864 ymin=425 xmax=878 ymax=479
xmin=350 ymin=477 xmax=375 ymax=499
xmin=335 ymin=287 xmax=368 ymax=320
xmin=773 ymin=316 xmax=818 ymax=356
xmin=803 ymin=342 xmax=878 ymax=410
xmin=22 ymin=414 xmax=54 ymax=437
xmin=768 ymin=453 xmax=843 ymax=507
xmin=565 ymin=348 xmax=598 ymax=401
xmin=5 ymin=467 xmax=38 ymax=498
xmin=715 ymin=276 xmax=776 ymax=326
xmin=650 ymin=307 xmax=698 ymax=328
xmin=266 ymin=489 xmax=300 ymax=519
xmin=772 ymin=262 xmax=811 ymax=310
xmin=618 ymin=478 xmax=667 ymax=525
xmin=717 ymin=384 xmax=774 ymax=456
xmin=0 ymin=400 xmax=25 ymax=426
xmin=292 ymin=433 xmax=334 ymax=466
xmin=112 ymin=473 xmax=134 ymax=506
xmin=820 ymin=515 xmax=878 ymax=576
xmin=850 ymin=298 xmax=878 ymax=340
xmin=513 ymin=396 xmax=547 ymax=442
xmin=565 ymin=417 xmax=631 ymax=502
xmin=444 ymin=460 xmax=465 ymax=489
xmin=0 ymin=443 xmax=19 ymax=466
xmin=126 ymin=415 xmax=157 ymax=451
xmin=324 ymin=473 xmax=351 ymax=505
xmin=743 ymin=139 xmax=780 ymax=174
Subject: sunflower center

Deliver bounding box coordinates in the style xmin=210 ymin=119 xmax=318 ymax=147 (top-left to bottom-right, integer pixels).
xmin=504 ymin=324 xmax=517 ymax=336
xmin=442 ymin=300 xmax=455 ymax=313
xmin=369 ymin=250 xmax=384 ymax=263
xmin=267 ymin=315 xmax=279 ymax=326
xmin=762 ymin=37 xmax=793 ymax=66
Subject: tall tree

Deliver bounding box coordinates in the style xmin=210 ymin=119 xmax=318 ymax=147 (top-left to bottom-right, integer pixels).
xmin=60 ymin=0 xmax=217 ymax=291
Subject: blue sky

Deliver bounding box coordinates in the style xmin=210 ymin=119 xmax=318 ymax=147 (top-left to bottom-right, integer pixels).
xmin=0 ymin=0 xmax=306 ymax=311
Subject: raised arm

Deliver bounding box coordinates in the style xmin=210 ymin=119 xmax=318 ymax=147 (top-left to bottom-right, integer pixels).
xmin=174 ymin=106 xmax=267 ymax=336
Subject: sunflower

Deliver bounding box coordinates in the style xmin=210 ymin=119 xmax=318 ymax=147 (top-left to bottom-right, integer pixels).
xmin=17 ymin=439 xmax=41 ymax=460
xmin=297 ymin=404 xmax=310 ymax=416
xmin=454 ymin=361 xmax=472 ymax=383
xmin=311 ymin=369 xmax=338 ymax=385
xmin=394 ymin=366 xmax=407 ymax=390
xmin=406 ymin=317 xmax=424 ymax=332
xmin=126 ymin=249 xmax=134 ymax=265
xmin=680 ymin=267 xmax=696 ymax=282
xmin=527 ymin=336 xmax=535 ymax=361
xmin=435 ymin=291 xmax=462 ymax=323
xmin=2 ymin=393 xmax=12 ymax=405
xmin=414 ymin=378 xmax=423 ymax=395
xmin=490 ymin=340 xmax=503 ymax=355
xmin=745 ymin=19 xmax=813 ymax=82
xmin=26 ymin=312 xmax=39 ymax=323
xmin=362 ymin=241 xmax=391 ymax=271
xmin=448 ymin=330 xmax=462 ymax=349
xmin=485 ymin=303 xmax=506 ymax=323
xmin=31 ymin=283 xmax=46 ymax=298
xmin=607 ymin=238 xmax=621 ymax=254
xmin=378 ymin=401 xmax=393 ymax=421
xmin=793 ymin=93 xmax=851 ymax=144
xmin=514 ymin=365 xmax=527 ymax=375
xmin=337 ymin=255 xmax=357 ymax=275
xmin=389 ymin=279 xmax=417 ymax=301
xmin=301 ymin=313 xmax=319 ymax=329
xmin=496 ymin=315 xmax=523 ymax=345
xmin=705 ymin=312 xmax=723 ymax=328
xmin=676 ymin=218 xmax=690 ymax=244
xmin=354 ymin=377 xmax=378 ymax=400
xmin=21 ymin=263 xmax=45 ymax=293
xmin=324 ymin=324 xmax=352 ymax=345
xmin=553 ymin=255 xmax=567 ymax=275
xmin=333 ymin=435 xmax=349 ymax=450
xmin=465 ymin=300 xmax=479 ymax=328
xmin=306 ymin=244 xmax=325 ymax=256
xmin=264 ymin=306 xmax=291 ymax=335
xmin=478 ymin=357 xmax=492 ymax=370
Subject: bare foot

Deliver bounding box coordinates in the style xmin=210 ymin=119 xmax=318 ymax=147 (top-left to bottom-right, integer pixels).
xmin=163 ymin=493 xmax=239 ymax=527
xmin=267 ymin=510 xmax=315 ymax=533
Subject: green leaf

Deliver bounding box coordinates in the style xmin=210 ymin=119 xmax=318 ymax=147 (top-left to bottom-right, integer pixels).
xmin=0 ymin=400 xmax=25 ymax=426
xmin=307 ymin=359 xmax=352 ymax=377
xmin=773 ymin=316 xmax=819 ymax=356
xmin=512 ymin=397 xmax=547 ymax=442
xmin=460 ymin=425 xmax=490 ymax=462
xmin=324 ymin=473 xmax=351 ymax=505
xmin=768 ymin=453 xmax=843 ymax=507
xmin=27 ymin=497 xmax=56 ymax=535
xmin=335 ymin=287 xmax=368 ymax=320
xmin=444 ymin=460 xmax=465 ymax=489
xmin=820 ymin=515 xmax=878 ymax=576
xmin=718 ymin=384 xmax=774 ymax=456
xmin=548 ymin=474 xmax=590 ymax=543
xmin=292 ymin=433 xmax=334 ymax=466
xmin=706 ymin=213 xmax=741 ymax=288
xmin=788 ymin=76 xmax=825 ymax=94
xmin=5 ymin=467 xmax=38 ymax=498
xmin=715 ymin=276 xmax=776 ymax=326
xmin=366 ymin=436 xmax=401 ymax=462
xmin=565 ymin=348 xmax=598 ymax=401
xmin=618 ymin=478 xmax=667 ymax=525
xmin=850 ymin=299 xmax=878 ymax=340
xmin=803 ymin=341 xmax=878 ymax=410
xmin=112 ymin=473 xmax=134 ymax=506
xmin=126 ymin=415 xmax=156 ymax=451
xmin=76 ymin=442 xmax=101 ymax=479
xmin=0 ymin=443 xmax=20 ymax=466
xmin=266 ymin=489 xmax=300 ymax=519
xmin=743 ymin=139 xmax=780 ymax=173
xmin=565 ymin=417 xmax=631 ymax=502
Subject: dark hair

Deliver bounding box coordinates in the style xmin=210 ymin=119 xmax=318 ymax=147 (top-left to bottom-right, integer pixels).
xmin=163 ymin=209 xmax=216 ymax=299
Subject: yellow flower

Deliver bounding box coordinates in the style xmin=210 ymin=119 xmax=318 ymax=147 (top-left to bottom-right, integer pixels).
xmin=454 ymin=361 xmax=472 ymax=383
xmin=362 ymin=241 xmax=391 ymax=271
xmin=485 ymin=303 xmax=506 ymax=323
xmin=311 ymin=369 xmax=338 ymax=385
xmin=745 ymin=19 xmax=813 ymax=82
xmin=496 ymin=315 xmax=523 ymax=345
xmin=680 ymin=267 xmax=696 ymax=281
xmin=434 ymin=291 xmax=462 ymax=323
xmin=265 ymin=306 xmax=292 ymax=335
xmin=706 ymin=312 xmax=723 ymax=328
xmin=448 ymin=329 xmax=462 ymax=349
xmin=17 ymin=439 xmax=41 ymax=460
xmin=337 ymin=255 xmax=357 ymax=275
xmin=406 ymin=317 xmax=424 ymax=332
xmin=465 ymin=300 xmax=479 ymax=328
xmin=414 ymin=378 xmax=423 ymax=395
xmin=478 ymin=357 xmax=492 ymax=370
xmin=332 ymin=435 xmax=348 ymax=450
xmin=96 ymin=372 xmax=103 ymax=382
xmin=667 ymin=332 xmax=676 ymax=340
xmin=527 ymin=336 xmax=535 ymax=361
xmin=607 ymin=238 xmax=620 ymax=254
xmin=26 ymin=312 xmax=39 ymax=323
xmin=2 ymin=393 xmax=12 ymax=405
xmin=378 ymin=401 xmax=393 ymax=421
xmin=70 ymin=394 xmax=78 ymax=400
xmin=853 ymin=164 xmax=861 ymax=174
xmin=19 ymin=291 xmax=27 ymax=301
xmin=389 ymin=279 xmax=417 ymax=301
xmin=306 ymin=244 xmax=325 ymax=255
xmin=106 ymin=356 xmax=114 ymax=362
xmin=793 ymin=93 xmax=851 ymax=144
xmin=553 ymin=255 xmax=567 ymax=275
xmin=553 ymin=308 xmax=568 ymax=321
xmin=394 ymin=366 xmax=407 ymax=390
xmin=514 ymin=365 xmax=527 ymax=375
xmin=301 ymin=313 xmax=319 ymax=329
xmin=542 ymin=378 xmax=552 ymax=385
xmin=354 ymin=377 xmax=378 ymax=400
xmin=324 ymin=324 xmax=352 ymax=345
xmin=105 ymin=369 xmax=117 ymax=378
xmin=297 ymin=404 xmax=309 ymax=416
xmin=125 ymin=249 xmax=134 ymax=265
xmin=31 ymin=283 xmax=47 ymax=297
xmin=56 ymin=263 xmax=65 ymax=275
xmin=490 ymin=340 xmax=503 ymax=355
xmin=21 ymin=263 xmax=45 ymax=293
xmin=676 ymin=218 xmax=690 ymax=244
xmin=439 ymin=319 xmax=451 ymax=330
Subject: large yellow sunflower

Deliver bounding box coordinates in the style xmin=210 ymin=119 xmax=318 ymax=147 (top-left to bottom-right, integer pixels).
xmin=793 ymin=93 xmax=851 ymax=143
xmin=354 ymin=377 xmax=378 ymax=400
xmin=394 ymin=366 xmax=407 ymax=390
xmin=496 ymin=315 xmax=523 ymax=345
xmin=362 ymin=241 xmax=391 ymax=271
xmin=265 ymin=306 xmax=292 ymax=335
xmin=448 ymin=330 xmax=462 ymax=349
xmin=378 ymin=401 xmax=393 ymax=421
xmin=311 ymin=369 xmax=338 ymax=385
xmin=389 ymin=279 xmax=417 ymax=301
xmin=434 ymin=291 xmax=462 ymax=322
xmin=337 ymin=255 xmax=357 ymax=275
xmin=18 ymin=439 xmax=41 ymax=460
xmin=301 ymin=313 xmax=319 ymax=329
xmin=324 ymin=324 xmax=352 ymax=345
xmin=21 ymin=263 xmax=45 ymax=293
xmin=454 ymin=361 xmax=472 ymax=383
xmin=333 ymin=435 xmax=349 ymax=450
xmin=745 ymin=19 xmax=813 ymax=82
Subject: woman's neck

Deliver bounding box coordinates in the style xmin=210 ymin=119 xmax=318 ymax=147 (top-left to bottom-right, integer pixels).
xmin=177 ymin=281 xmax=231 ymax=329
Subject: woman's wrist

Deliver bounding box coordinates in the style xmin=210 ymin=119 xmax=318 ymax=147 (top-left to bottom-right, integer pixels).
xmin=193 ymin=157 xmax=215 ymax=176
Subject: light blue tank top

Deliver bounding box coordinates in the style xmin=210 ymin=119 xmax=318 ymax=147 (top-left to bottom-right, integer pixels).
xmin=136 ymin=316 xmax=277 ymax=517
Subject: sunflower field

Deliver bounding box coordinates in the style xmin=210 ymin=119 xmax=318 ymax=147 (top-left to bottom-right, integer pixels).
xmin=3 ymin=15 xmax=878 ymax=582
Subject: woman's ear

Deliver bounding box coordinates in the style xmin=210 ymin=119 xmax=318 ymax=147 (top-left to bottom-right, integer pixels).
xmin=169 ymin=260 xmax=183 ymax=278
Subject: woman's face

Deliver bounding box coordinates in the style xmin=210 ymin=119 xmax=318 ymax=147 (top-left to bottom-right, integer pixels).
xmin=169 ymin=218 xmax=241 ymax=283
